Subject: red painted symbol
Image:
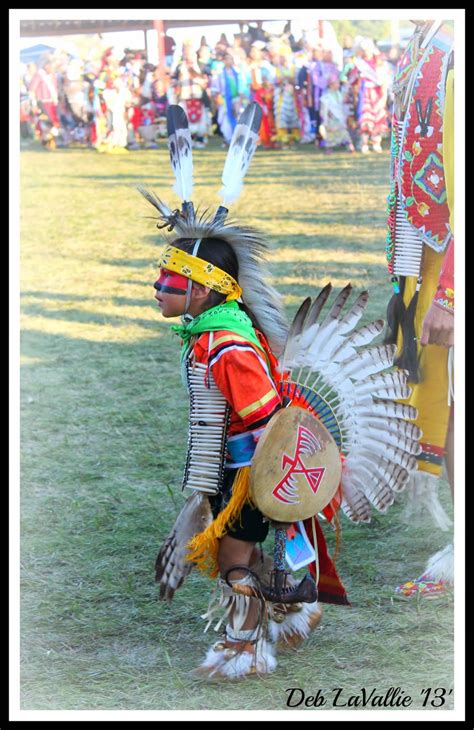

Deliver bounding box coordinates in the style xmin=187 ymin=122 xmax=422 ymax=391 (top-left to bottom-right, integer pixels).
xmin=272 ymin=425 xmax=326 ymax=505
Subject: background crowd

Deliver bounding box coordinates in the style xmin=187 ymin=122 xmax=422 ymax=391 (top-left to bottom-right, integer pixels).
xmin=20 ymin=20 xmax=402 ymax=154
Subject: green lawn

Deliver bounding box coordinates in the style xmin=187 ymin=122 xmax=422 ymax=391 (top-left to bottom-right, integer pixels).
xmin=19 ymin=138 xmax=455 ymax=714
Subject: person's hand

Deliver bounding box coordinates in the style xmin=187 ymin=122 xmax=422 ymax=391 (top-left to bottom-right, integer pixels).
xmin=420 ymin=301 xmax=454 ymax=347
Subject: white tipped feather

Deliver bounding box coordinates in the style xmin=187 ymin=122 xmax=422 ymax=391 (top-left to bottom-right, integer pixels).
xmin=340 ymin=474 xmax=372 ymax=522
xmin=355 ymin=442 xmax=418 ymax=471
xmin=303 ymin=289 xmax=368 ymax=366
xmin=304 ymin=286 xmax=353 ymax=360
xmin=353 ymin=370 xmax=411 ymax=397
xmin=219 ymin=102 xmax=262 ymax=205
xmin=305 ymin=317 xmax=341 ymax=362
xmin=281 ymin=297 xmax=312 ymax=366
xmin=371 ymin=399 xmax=418 ymax=421
xmin=346 ymin=415 xmax=422 ymax=442
xmin=338 ymin=290 xmax=369 ymax=332
xmin=292 ymin=287 xmax=333 ymax=356
xmin=304 ymin=284 xmax=333 ymax=327
xmin=330 ymin=319 xmax=385 ymax=363
xmin=331 ymin=344 xmax=397 ymax=383
xmin=350 ymin=426 xmax=422 ymax=455
xmin=364 ymin=477 xmax=395 ymax=512
xmin=347 ymin=464 xmax=395 ymax=512
xmin=357 ymin=452 xmax=410 ymax=492
xmin=320 ymin=284 xmax=353 ymax=329
xmin=294 ymin=322 xmax=320 ymax=360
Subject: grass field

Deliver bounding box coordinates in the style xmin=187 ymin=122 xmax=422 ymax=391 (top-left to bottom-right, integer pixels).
xmin=19 ymin=138 xmax=455 ymax=715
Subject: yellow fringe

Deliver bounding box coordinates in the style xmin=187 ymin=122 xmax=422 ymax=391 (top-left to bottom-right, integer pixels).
xmin=186 ymin=467 xmax=253 ymax=578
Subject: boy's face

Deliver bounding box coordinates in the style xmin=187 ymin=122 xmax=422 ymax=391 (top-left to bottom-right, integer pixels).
xmin=154 ymin=268 xmax=212 ymax=318
xmin=154 ymin=268 xmax=188 ymax=318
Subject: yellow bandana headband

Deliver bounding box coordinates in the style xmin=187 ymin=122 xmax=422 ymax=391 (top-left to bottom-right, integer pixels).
xmin=158 ymin=244 xmax=243 ymax=301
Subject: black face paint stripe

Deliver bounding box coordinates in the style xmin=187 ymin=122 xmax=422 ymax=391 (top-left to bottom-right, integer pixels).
xmin=154 ymin=282 xmax=187 ymax=295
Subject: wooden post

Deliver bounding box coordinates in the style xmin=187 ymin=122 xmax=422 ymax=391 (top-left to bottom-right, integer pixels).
xmin=153 ymin=19 xmax=166 ymax=82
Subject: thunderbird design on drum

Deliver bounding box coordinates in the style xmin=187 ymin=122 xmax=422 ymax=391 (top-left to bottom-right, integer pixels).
xmin=273 ymin=425 xmax=326 ymax=505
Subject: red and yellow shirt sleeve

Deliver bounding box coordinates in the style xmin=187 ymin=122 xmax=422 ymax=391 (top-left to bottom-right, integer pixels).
xmin=434 ymin=67 xmax=454 ymax=313
xmin=192 ymin=330 xmax=282 ymax=435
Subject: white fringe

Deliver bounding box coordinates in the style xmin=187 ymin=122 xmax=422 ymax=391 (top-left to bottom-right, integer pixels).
xmin=422 ymin=543 xmax=454 ymax=584
xmin=268 ymin=600 xmax=321 ymax=644
xmin=200 ymin=575 xmax=256 ymax=633
xmin=402 ymin=471 xmax=453 ymax=531
xmin=199 ymin=637 xmax=277 ymax=678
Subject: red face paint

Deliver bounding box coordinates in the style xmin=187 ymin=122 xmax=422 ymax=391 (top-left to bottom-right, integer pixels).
xmin=154 ymin=268 xmax=189 ymax=295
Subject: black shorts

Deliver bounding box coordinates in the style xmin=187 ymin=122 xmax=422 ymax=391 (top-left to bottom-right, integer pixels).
xmin=208 ymin=469 xmax=270 ymax=544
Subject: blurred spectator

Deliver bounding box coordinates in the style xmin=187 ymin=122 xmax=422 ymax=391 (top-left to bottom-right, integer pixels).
xmin=248 ymin=41 xmax=277 ymax=148
xmin=28 ymin=55 xmax=61 ymax=148
xmin=20 ymin=20 xmax=396 ymax=154
xmin=102 ymin=73 xmax=132 ymax=152
xmin=170 ymin=42 xmax=211 ymax=148
xmin=340 ymin=45 xmax=360 ymax=151
xmin=198 ymin=36 xmax=212 ymax=58
xmin=20 ymin=65 xmax=34 ymax=141
xmin=342 ymin=34 xmax=354 ymax=62
xmin=295 ymin=49 xmax=317 ymax=143
xmin=319 ymin=74 xmax=354 ymax=153
xmin=272 ymin=44 xmax=300 ymax=147
xmin=247 ymin=21 xmax=269 ymax=45
xmin=230 ymin=34 xmax=248 ymax=67
xmin=309 ymin=46 xmax=328 ymax=148
xmin=348 ymin=37 xmax=389 ymax=152
xmin=303 ymin=20 xmax=343 ymax=69
xmin=237 ymin=23 xmax=253 ymax=54
xmin=322 ymin=49 xmax=339 ymax=82
xmin=197 ymin=43 xmax=213 ymax=74
xmin=211 ymin=52 xmax=247 ymax=146
xmin=215 ymin=33 xmax=231 ymax=57
xmin=282 ymin=21 xmax=300 ymax=52
xmin=164 ymin=34 xmax=176 ymax=69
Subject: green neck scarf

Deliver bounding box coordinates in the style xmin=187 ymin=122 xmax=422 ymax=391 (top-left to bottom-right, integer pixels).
xmin=171 ymin=301 xmax=264 ymax=360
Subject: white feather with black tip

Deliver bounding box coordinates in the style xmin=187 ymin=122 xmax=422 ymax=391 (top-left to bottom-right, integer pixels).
xmin=167 ymin=105 xmax=193 ymax=203
xmin=219 ymin=102 xmax=263 ymax=205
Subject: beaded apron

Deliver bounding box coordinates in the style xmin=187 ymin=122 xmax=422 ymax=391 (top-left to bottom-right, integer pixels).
xmin=386 ymin=21 xmax=454 ymax=287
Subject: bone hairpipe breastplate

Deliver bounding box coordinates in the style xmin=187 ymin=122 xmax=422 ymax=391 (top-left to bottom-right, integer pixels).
xmin=182 ymin=359 xmax=231 ymax=495
xmin=392 ymin=120 xmax=424 ymax=278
